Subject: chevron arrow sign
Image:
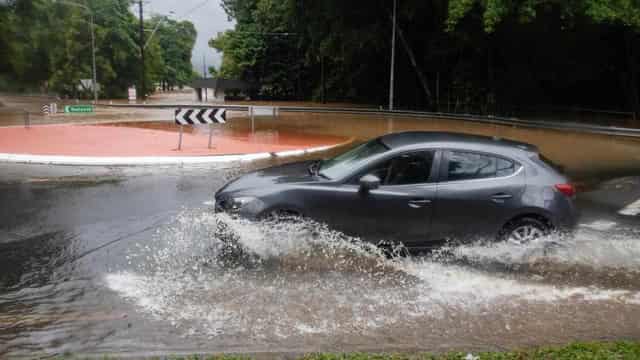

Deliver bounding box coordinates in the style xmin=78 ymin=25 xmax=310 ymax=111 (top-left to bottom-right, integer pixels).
xmin=174 ymin=108 xmax=226 ymax=125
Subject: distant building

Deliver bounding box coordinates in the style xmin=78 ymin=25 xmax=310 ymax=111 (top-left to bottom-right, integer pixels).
xmin=191 ymin=78 xmax=255 ymax=102
xmin=78 ymin=79 xmax=100 ymax=93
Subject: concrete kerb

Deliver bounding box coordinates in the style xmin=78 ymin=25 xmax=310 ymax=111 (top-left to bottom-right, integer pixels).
xmin=0 ymin=139 xmax=354 ymax=166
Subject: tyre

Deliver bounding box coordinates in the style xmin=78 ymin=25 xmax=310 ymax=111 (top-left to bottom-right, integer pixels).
xmin=376 ymin=240 xmax=410 ymax=258
xmin=500 ymin=217 xmax=550 ymax=245
xmin=262 ymin=209 xmax=302 ymax=223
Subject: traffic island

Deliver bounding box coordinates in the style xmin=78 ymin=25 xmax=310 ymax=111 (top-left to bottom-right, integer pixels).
xmin=0 ymin=123 xmax=353 ymax=165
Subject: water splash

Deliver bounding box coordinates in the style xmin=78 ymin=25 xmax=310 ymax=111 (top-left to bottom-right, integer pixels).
xmin=437 ymin=225 xmax=640 ymax=289
xmin=105 ymin=210 xmax=640 ymax=340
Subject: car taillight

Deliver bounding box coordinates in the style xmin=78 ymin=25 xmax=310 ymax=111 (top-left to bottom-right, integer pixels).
xmin=555 ymin=183 xmax=576 ymax=197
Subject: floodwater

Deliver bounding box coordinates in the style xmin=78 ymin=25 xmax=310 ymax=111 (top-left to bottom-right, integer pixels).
xmin=1 ymin=107 xmax=640 ymax=357
xmin=102 ymin=110 xmax=640 ymax=181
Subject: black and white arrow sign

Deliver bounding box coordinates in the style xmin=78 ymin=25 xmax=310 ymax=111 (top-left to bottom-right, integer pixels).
xmin=174 ymin=108 xmax=226 ymax=125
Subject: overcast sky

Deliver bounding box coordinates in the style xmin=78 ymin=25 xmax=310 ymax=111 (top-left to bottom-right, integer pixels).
xmin=142 ymin=0 xmax=234 ymax=76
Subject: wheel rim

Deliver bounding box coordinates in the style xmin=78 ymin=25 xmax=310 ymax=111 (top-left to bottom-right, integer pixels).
xmin=507 ymin=224 xmax=545 ymax=245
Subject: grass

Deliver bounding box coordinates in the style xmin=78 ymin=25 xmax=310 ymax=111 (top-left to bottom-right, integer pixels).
xmin=302 ymin=342 xmax=640 ymax=360
xmin=57 ymin=341 xmax=640 ymax=359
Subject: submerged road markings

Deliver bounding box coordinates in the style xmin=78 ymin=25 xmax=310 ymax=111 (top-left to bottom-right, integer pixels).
xmin=580 ymin=220 xmax=618 ymax=231
xmin=619 ymin=198 xmax=640 ymax=216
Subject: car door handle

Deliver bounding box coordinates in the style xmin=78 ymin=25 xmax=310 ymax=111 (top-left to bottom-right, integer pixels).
xmin=408 ymin=199 xmax=432 ymax=208
xmin=491 ymin=193 xmax=513 ymax=203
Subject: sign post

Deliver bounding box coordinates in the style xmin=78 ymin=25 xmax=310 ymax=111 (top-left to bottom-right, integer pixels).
xmin=128 ymin=87 xmax=137 ymax=103
xmin=208 ymin=125 xmax=214 ymax=149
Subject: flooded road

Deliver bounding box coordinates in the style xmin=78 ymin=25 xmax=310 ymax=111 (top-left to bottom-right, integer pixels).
xmin=2 ymin=110 xmax=640 ymax=357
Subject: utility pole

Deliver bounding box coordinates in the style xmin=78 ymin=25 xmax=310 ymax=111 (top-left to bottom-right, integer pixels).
xmin=388 ymin=0 xmax=397 ymax=111
xmin=89 ymin=11 xmax=97 ymax=104
xmin=203 ymin=54 xmax=207 ymax=101
xmin=202 ymin=54 xmax=207 ymax=78
xmin=138 ymin=0 xmax=145 ymax=99
xmin=320 ymin=56 xmax=326 ymax=104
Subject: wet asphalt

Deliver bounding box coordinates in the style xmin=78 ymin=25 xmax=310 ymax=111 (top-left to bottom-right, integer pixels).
xmin=1 ymin=157 xmax=639 ymax=357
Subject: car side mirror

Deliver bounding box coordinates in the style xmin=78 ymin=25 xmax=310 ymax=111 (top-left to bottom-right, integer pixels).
xmin=359 ymin=174 xmax=380 ymax=192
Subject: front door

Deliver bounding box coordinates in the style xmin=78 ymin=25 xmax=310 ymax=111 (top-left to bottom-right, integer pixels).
xmin=311 ymin=150 xmax=439 ymax=247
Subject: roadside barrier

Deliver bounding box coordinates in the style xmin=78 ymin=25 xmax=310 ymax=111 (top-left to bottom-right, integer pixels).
xmin=0 ymin=106 xmax=32 ymax=128
xmin=249 ymin=105 xmax=279 ymax=118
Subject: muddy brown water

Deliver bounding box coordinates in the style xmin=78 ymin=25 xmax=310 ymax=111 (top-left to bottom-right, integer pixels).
xmin=88 ymin=109 xmax=640 ymax=182
xmin=1 ymin=104 xmax=640 ymax=357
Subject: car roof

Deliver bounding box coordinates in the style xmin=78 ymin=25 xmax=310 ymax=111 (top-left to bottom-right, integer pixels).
xmin=378 ymin=131 xmax=539 ymax=155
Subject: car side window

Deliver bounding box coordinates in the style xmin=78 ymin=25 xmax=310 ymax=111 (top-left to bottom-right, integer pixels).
xmin=363 ymin=151 xmax=435 ymax=186
xmin=446 ymin=151 xmax=518 ymax=181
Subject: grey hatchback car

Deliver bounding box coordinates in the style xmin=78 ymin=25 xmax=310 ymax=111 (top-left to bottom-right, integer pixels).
xmin=215 ymin=131 xmax=577 ymax=249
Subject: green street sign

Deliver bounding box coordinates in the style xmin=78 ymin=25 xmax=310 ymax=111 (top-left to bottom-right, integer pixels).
xmin=64 ymin=105 xmax=94 ymax=113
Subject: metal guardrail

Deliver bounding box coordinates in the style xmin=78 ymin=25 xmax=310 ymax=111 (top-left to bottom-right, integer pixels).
xmin=100 ymin=103 xmax=640 ymax=138
xmin=0 ymin=107 xmax=33 ymax=128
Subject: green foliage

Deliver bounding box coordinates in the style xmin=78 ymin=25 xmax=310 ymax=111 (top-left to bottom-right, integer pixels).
xmin=0 ymin=0 xmax=197 ymax=98
xmin=210 ymin=0 xmax=300 ymax=98
xmin=585 ymin=0 xmax=640 ymax=27
xmin=446 ymin=0 xmax=640 ymax=32
xmin=209 ymin=0 xmax=639 ymax=117
xmin=151 ymin=16 xmax=198 ymax=90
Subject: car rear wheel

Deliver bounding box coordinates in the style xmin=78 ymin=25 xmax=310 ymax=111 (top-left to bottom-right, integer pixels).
xmin=500 ymin=217 xmax=550 ymax=245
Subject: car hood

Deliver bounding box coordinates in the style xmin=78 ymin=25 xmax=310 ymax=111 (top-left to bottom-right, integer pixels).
xmin=217 ymin=160 xmax=320 ymax=196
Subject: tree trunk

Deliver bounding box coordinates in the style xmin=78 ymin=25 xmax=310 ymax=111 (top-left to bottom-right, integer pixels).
xmin=395 ymin=24 xmax=433 ymax=108
xmin=626 ymin=29 xmax=640 ymax=122
xmin=386 ymin=10 xmax=433 ymax=108
xmin=487 ymin=35 xmax=495 ymax=115
xmin=320 ymin=55 xmax=326 ymax=104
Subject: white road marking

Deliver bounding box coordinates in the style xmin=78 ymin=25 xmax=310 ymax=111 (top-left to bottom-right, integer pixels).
xmin=619 ymin=198 xmax=640 ymax=216
xmin=579 ymin=220 xmax=617 ymax=231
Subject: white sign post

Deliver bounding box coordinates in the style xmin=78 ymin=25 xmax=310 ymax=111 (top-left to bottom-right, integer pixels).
xmin=128 ymin=87 xmax=137 ymax=103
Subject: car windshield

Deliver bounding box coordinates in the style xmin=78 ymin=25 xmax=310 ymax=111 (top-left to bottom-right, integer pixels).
xmin=319 ymin=139 xmax=389 ymax=179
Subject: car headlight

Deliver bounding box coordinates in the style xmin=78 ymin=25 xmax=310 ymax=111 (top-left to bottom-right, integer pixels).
xmin=228 ymin=196 xmax=258 ymax=212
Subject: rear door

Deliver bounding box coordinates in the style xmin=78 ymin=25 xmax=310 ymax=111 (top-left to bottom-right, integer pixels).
xmin=433 ymin=150 xmax=525 ymax=242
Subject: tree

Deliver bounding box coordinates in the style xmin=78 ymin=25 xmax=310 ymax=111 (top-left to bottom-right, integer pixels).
xmin=0 ymin=0 xmax=196 ymax=98
xmin=151 ymin=16 xmax=197 ymax=90
xmin=446 ymin=0 xmax=640 ymax=117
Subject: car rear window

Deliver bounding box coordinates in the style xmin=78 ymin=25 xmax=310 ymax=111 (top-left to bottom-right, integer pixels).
xmin=446 ymin=151 xmax=519 ymax=181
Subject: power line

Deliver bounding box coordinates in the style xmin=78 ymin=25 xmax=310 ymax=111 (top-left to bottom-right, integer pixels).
xmin=177 ymin=0 xmax=210 ymax=19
